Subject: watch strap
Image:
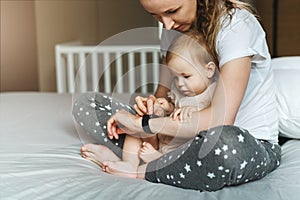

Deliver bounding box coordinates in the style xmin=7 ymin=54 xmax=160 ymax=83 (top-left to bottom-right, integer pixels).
xmin=142 ymin=114 xmax=158 ymax=134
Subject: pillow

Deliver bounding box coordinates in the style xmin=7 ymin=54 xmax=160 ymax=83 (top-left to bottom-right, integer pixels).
xmin=272 ymin=56 xmax=300 ymax=139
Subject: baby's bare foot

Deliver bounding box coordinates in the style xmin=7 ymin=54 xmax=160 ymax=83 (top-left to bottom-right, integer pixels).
xmin=103 ymin=160 xmax=137 ymax=178
xmin=139 ymin=142 xmax=162 ymax=163
xmin=81 ymin=144 xmax=120 ymax=167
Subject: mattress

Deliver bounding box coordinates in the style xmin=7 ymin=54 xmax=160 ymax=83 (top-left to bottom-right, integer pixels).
xmin=1 ymin=92 xmax=299 ymax=200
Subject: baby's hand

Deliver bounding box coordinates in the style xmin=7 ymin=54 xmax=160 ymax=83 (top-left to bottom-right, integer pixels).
xmin=134 ymin=95 xmax=156 ymax=116
xmin=171 ymin=106 xmax=197 ymax=122
xmin=153 ymin=98 xmax=174 ymax=117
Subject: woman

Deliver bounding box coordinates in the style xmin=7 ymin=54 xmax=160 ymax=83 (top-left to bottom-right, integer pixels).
xmin=76 ymin=0 xmax=281 ymax=191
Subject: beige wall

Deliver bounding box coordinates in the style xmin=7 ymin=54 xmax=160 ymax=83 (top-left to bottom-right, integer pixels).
xmin=35 ymin=0 xmax=99 ymax=92
xmin=1 ymin=0 xmax=38 ymax=92
xmin=35 ymin=0 xmax=155 ymax=92
xmin=97 ymin=0 xmax=156 ymax=42
xmin=1 ymin=0 xmax=155 ymax=92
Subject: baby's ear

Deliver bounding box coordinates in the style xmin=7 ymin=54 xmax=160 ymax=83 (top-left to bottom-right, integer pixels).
xmin=205 ymin=62 xmax=216 ymax=79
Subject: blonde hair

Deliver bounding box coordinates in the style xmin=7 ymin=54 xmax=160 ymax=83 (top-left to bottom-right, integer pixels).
xmin=195 ymin=0 xmax=257 ymax=64
xmin=166 ymin=30 xmax=217 ymax=69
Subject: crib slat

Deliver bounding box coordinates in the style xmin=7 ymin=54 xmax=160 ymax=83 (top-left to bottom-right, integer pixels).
xmin=140 ymin=51 xmax=147 ymax=93
xmin=153 ymin=51 xmax=159 ymax=92
xmin=91 ymin=52 xmax=99 ymax=92
xmin=55 ymin=45 xmax=66 ymax=93
xmin=128 ymin=52 xmax=135 ymax=93
xmin=103 ymin=52 xmax=111 ymax=93
xmin=67 ymin=53 xmax=75 ymax=93
xmin=79 ymin=52 xmax=88 ymax=92
xmin=55 ymin=44 xmax=161 ymax=94
xmin=116 ymin=52 xmax=123 ymax=93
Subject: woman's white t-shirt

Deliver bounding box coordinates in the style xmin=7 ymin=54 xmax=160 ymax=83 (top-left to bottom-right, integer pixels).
xmin=161 ymin=9 xmax=279 ymax=143
xmin=217 ymin=9 xmax=278 ymax=143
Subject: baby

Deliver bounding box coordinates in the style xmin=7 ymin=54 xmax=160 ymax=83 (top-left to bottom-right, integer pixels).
xmin=140 ymin=30 xmax=218 ymax=162
xmin=105 ymin=30 xmax=218 ymax=177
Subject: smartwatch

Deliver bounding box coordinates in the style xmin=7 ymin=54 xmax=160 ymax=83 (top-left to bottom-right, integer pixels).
xmin=142 ymin=114 xmax=159 ymax=134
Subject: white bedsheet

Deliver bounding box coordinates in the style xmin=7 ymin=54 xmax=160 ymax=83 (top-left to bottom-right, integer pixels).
xmin=0 ymin=92 xmax=299 ymax=200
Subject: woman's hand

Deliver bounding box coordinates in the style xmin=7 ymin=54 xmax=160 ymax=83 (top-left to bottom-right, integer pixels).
xmin=107 ymin=110 xmax=142 ymax=140
xmin=171 ymin=106 xmax=198 ymax=122
xmin=134 ymin=95 xmax=157 ymax=116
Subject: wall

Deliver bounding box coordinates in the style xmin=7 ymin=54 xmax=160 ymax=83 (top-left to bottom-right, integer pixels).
xmin=255 ymin=0 xmax=274 ymax=56
xmin=35 ymin=0 xmax=155 ymax=92
xmin=256 ymin=0 xmax=300 ymax=57
xmin=277 ymin=0 xmax=300 ymax=56
xmin=1 ymin=0 xmax=38 ymax=92
xmin=35 ymin=0 xmax=99 ymax=91
xmin=97 ymin=0 xmax=156 ymax=43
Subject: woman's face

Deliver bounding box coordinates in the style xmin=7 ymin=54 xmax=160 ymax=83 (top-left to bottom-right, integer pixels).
xmin=139 ymin=0 xmax=197 ymax=31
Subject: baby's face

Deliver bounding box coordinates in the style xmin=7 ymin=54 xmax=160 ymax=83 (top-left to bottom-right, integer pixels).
xmin=168 ymin=56 xmax=210 ymax=97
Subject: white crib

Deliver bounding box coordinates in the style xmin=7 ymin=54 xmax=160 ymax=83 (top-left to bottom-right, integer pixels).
xmin=55 ymin=42 xmax=161 ymax=94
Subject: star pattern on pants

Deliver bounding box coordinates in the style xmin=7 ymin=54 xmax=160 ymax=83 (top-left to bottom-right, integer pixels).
xmin=240 ymin=160 xmax=248 ymax=169
xmin=237 ymin=134 xmax=245 ymax=142
xmin=197 ymin=160 xmax=202 ymax=167
xmin=207 ymin=172 xmax=216 ymax=179
xmin=222 ymin=145 xmax=228 ymax=151
xmin=179 ymin=173 xmax=185 ymax=179
xmin=184 ymin=163 xmax=191 ymax=172
xmin=215 ymin=148 xmax=222 ymax=155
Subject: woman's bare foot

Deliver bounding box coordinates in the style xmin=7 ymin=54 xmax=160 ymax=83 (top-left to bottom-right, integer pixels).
xmin=139 ymin=142 xmax=162 ymax=163
xmin=102 ymin=160 xmax=137 ymax=178
xmin=80 ymin=144 xmax=120 ymax=167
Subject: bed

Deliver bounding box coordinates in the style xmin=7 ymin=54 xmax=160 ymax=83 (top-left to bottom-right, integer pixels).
xmin=1 ymin=44 xmax=299 ymax=199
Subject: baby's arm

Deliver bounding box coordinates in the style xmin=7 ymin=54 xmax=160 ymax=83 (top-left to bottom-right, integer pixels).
xmin=171 ymin=106 xmax=198 ymax=122
xmin=143 ymin=98 xmax=174 ymax=150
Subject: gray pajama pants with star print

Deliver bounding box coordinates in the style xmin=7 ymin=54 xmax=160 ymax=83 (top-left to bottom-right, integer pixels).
xmin=73 ymin=92 xmax=136 ymax=158
xmin=145 ymin=125 xmax=281 ymax=191
xmin=73 ymin=93 xmax=281 ymax=191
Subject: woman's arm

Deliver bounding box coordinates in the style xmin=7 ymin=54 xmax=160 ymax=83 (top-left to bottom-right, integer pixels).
xmin=210 ymin=56 xmax=251 ymax=125
xmin=148 ymin=56 xmax=252 ymax=138
xmin=109 ymin=57 xmax=252 ymax=140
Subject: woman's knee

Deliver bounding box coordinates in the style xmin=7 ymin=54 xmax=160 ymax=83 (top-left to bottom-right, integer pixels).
xmin=207 ymin=125 xmax=250 ymax=141
xmin=197 ymin=125 xmax=244 ymax=158
xmin=201 ymin=125 xmax=258 ymax=156
xmin=144 ymin=125 xmax=273 ymax=191
xmin=72 ymin=93 xmax=95 ymax=117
